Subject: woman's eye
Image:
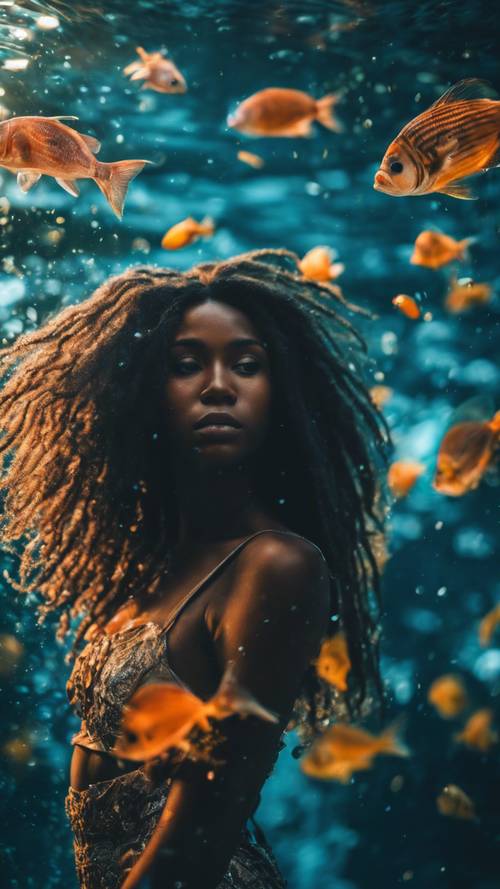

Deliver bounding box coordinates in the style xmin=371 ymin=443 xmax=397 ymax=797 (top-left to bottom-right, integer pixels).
xmin=236 ymin=360 xmax=260 ymax=375
xmin=390 ymin=160 xmax=404 ymax=174
xmin=173 ymin=359 xmax=199 ymax=375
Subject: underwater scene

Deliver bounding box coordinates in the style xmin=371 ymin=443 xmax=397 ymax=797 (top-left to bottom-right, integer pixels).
xmin=0 ymin=1 xmax=499 ymax=887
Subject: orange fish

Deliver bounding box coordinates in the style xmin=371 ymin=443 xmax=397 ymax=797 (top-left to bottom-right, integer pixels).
xmin=370 ymin=385 xmax=393 ymax=409
xmin=387 ymin=461 xmax=425 ymax=498
xmin=112 ymin=662 xmax=278 ymax=761
xmin=161 ymin=216 xmax=214 ymax=250
xmin=479 ymin=603 xmax=500 ymax=646
xmin=433 ymin=410 xmax=500 ymax=496
xmin=123 ymin=47 xmax=187 ymax=94
xmin=454 ymin=709 xmax=498 ymax=753
xmin=392 ymin=294 xmax=421 ymax=319
xmin=315 ymin=633 xmax=351 ymax=692
xmin=427 ymin=674 xmax=468 ymax=718
xmin=410 ymin=230 xmax=474 ymax=269
xmin=437 ymin=784 xmax=478 ymax=822
xmin=374 ymin=78 xmax=500 ymax=200
xmin=0 ymin=115 xmax=149 ymax=219
xmin=298 ymin=246 xmax=345 ymax=283
xmin=227 ymin=87 xmax=343 ymax=138
xmin=301 ymin=718 xmax=409 ymax=783
xmin=444 ymin=275 xmax=492 ymax=314
xmin=237 ymin=150 xmax=265 ymax=169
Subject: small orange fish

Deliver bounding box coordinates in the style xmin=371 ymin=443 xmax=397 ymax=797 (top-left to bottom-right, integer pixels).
xmin=370 ymin=385 xmax=393 ymax=409
xmin=410 ymin=230 xmax=474 ymax=269
xmin=454 ymin=709 xmax=498 ymax=753
xmin=0 ymin=115 xmax=149 ymax=219
xmin=161 ymin=216 xmax=214 ymax=250
xmin=479 ymin=603 xmax=500 ymax=646
xmin=427 ymin=674 xmax=468 ymax=718
xmin=227 ymin=87 xmax=343 ymax=138
xmin=112 ymin=662 xmax=278 ymax=762
xmin=298 ymin=246 xmax=345 ymax=283
xmin=437 ymin=784 xmax=478 ymax=821
xmin=301 ymin=718 xmax=409 ymax=783
xmin=237 ymin=150 xmax=265 ymax=169
xmin=445 ymin=275 xmax=492 ymax=314
xmin=392 ymin=294 xmax=421 ymax=319
xmin=433 ymin=410 xmax=500 ymax=496
xmin=387 ymin=461 xmax=425 ymax=498
xmin=374 ymin=78 xmax=500 ymax=200
xmin=315 ymin=633 xmax=351 ymax=692
xmin=123 ymin=47 xmax=187 ymax=94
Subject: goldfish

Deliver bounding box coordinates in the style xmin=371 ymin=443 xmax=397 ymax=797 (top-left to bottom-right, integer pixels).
xmin=0 ymin=115 xmax=149 ymax=219
xmin=112 ymin=661 xmax=278 ymax=762
xmin=298 ymin=246 xmax=345 ymax=283
xmin=478 ymin=603 xmax=500 ymax=647
xmin=374 ymin=78 xmax=500 ymax=200
xmin=410 ymin=230 xmax=474 ymax=269
xmin=433 ymin=410 xmax=500 ymax=496
xmin=370 ymin=385 xmax=393 ymax=409
xmin=392 ymin=294 xmax=421 ymax=319
xmin=315 ymin=633 xmax=351 ymax=692
xmin=123 ymin=47 xmax=187 ymax=94
xmin=161 ymin=216 xmax=214 ymax=250
xmin=436 ymin=784 xmax=478 ymax=822
xmin=444 ymin=275 xmax=492 ymax=314
xmin=301 ymin=718 xmax=409 ymax=783
xmin=454 ymin=709 xmax=498 ymax=753
xmin=237 ymin=150 xmax=265 ymax=169
xmin=427 ymin=674 xmax=468 ymax=718
xmin=227 ymin=88 xmax=343 ymax=138
xmin=387 ymin=461 xmax=425 ymax=498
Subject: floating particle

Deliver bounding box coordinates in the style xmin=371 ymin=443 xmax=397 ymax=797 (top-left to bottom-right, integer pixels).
xmin=427 ymin=674 xmax=468 ymax=718
xmin=36 ymin=15 xmax=60 ymax=30
xmin=0 ymin=633 xmax=24 ymax=675
xmin=237 ymin=150 xmax=265 ymax=169
xmin=392 ymin=294 xmax=420 ymax=319
xmin=478 ymin=603 xmax=500 ymax=647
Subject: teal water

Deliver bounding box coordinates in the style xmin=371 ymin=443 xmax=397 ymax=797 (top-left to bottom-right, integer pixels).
xmin=0 ymin=2 xmax=499 ymax=887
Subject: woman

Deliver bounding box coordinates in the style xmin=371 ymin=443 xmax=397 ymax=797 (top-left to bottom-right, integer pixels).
xmin=0 ymin=249 xmax=387 ymax=888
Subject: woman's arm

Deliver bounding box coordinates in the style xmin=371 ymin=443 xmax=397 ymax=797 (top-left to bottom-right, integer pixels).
xmin=121 ymin=533 xmax=330 ymax=889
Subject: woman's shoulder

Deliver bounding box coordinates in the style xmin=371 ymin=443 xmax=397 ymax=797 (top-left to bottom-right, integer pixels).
xmin=241 ymin=528 xmax=327 ymax=571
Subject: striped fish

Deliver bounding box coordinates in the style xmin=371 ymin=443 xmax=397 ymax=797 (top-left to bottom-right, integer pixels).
xmin=374 ymin=78 xmax=500 ymax=199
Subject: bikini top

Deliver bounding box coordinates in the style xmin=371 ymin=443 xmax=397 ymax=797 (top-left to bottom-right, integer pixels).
xmin=66 ymin=528 xmax=327 ymax=756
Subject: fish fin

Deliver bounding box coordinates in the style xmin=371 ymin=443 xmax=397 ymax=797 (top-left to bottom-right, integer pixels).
xmin=123 ymin=61 xmax=142 ymax=75
xmin=200 ymin=215 xmax=215 ymax=235
xmin=315 ymin=92 xmax=344 ymax=132
xmin=55 ymin=178 xmax=80 ymax=197
xmin=482 ymin=142 xmax=500 ymax=171
xmin=95 ymin=159 xmax=150 ymax=219
xmin=136 ymin=46 xmax=149 ymax=61
xmin=80 ymin=134 xmax=101 ymax=154
xmin=429 ymin=77 xmax=499 ymax=108
xmin=379 ymin=716 xmax=411 ymax=758
xmin=438 ymin=182 xmax=477 ymax=200
xmin=488 ymin=411 xmax=500 ymax=434
xmin=435 ymin=134 xmax=460 ymax=159
xmin=278 ymin=118 xmax=315 ymax=137
xmin=17 ymin=171 xmax=41 ymax=192
xmin=129 ymin=67 xmax=149 ymax=82
xmin=44 ymin=115 xmax=80 ymax=121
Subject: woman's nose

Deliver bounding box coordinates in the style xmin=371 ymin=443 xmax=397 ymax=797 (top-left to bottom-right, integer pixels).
xmin=200 ymin=365 xmax=237 ymax=403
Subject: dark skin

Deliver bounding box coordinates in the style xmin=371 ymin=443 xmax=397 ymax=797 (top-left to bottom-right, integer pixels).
xmin=69 ymin=299 xmax=330 ymax=888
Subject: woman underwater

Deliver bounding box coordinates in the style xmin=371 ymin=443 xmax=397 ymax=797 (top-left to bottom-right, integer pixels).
xmin=0 ymin=249 xmax=386 ymax=888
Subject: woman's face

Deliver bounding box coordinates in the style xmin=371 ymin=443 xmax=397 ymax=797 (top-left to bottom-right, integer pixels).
xmin=164 ymin=299 xmax=272 ymax=467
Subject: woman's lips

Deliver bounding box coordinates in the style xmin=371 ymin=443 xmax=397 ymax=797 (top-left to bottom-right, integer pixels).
xmin=193 ymin=424 xmax=242 ymax=437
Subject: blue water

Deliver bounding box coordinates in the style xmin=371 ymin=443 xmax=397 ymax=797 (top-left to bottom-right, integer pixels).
xmin=0 ymin=2 xmax=499 ymax=887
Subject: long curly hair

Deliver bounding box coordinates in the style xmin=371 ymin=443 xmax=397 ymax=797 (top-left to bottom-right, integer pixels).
xmin=0 ymin=248 xmax=388 ymax=743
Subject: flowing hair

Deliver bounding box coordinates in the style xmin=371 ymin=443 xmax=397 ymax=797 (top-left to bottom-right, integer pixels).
xmin=0 ymin=248 xmax=389 ymax=745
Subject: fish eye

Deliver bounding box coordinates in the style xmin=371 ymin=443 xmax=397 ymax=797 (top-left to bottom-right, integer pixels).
xmin=390 ymin=160 xmax=404 ymax=174
xmin=171 ymin=78 xmax=179 ymax=85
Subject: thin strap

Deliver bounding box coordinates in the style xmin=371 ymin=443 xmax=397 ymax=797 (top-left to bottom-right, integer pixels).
xmin=162 ymin=528 xmax=325 ymax=635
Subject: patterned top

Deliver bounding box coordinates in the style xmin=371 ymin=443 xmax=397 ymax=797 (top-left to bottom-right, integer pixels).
xmin=66 ymin=528 xmax=325 ymax=755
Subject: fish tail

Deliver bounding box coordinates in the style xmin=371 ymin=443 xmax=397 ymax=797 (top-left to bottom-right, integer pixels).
xmin=200 ymin=215 xmax=215 ymax=235
xmin=378 ymin=716 xmax=411 ymax=758
xmin=210 ymin=661 xmax=279 ymax=724
xmin=457 ymin=236 xmax=477 ymax=259
xmin=95 ymin=159 xmax=150 ymax=220
xmin=315 ymin=92 xmax=344 ymax=133
xmin=489 ymin=411 xmax=500 ymax=434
